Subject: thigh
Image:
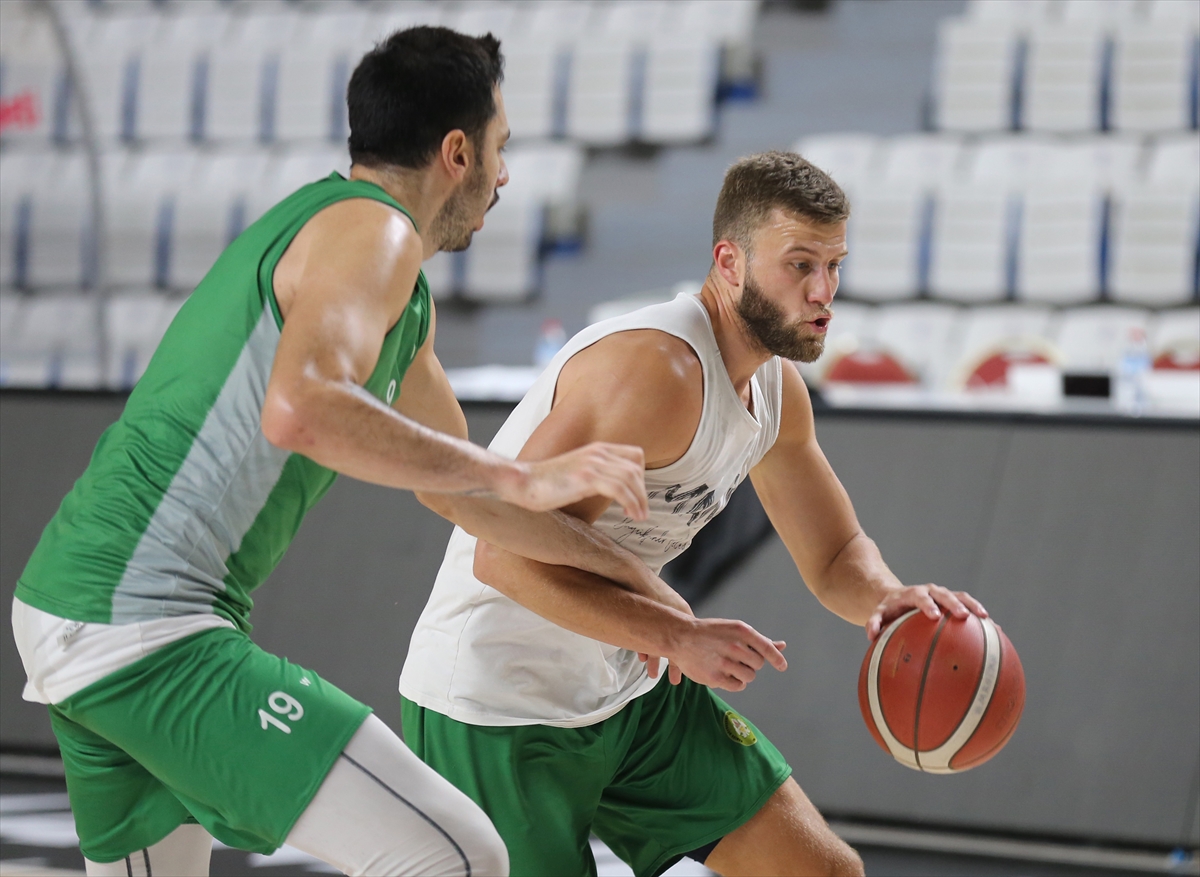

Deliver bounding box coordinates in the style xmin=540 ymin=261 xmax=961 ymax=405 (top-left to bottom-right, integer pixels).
xmin=55 ymin=627 xmax=371 ymax=856
xmin=594 ymin=679 xmax=792 ymax=877
xmin=287 ymin=714 xmax=507 ymax=877
xmin=83 ymin=824 xmax=213 ymax=877
xmin=401 ymin=697 xmax=605 ymax=877
xmin=705 ymin=777 xmax=863 ymax=877
xmin=49 ymin=707 xmax=192 ymax=864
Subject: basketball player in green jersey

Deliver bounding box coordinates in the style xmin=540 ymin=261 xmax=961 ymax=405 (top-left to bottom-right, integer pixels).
xmin=400 ymin=152 xmax=989 ymax=876
xmin=5 ymin=27 xmax=726 ymax=877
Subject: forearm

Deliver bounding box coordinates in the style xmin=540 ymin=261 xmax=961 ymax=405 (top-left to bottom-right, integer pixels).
xmin=475 ymin=544 xmax=693 ymax=654
xmin=425 ymin=494 xmax=690 ymax=614
xmin=265 ymin=378 xmax=520 ymax=496
xmin=809 ymin=531 xmax=905 ymax=626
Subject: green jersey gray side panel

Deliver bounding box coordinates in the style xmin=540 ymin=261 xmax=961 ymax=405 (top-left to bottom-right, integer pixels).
xmin=17 ymin=173 xmax=431 ymax=631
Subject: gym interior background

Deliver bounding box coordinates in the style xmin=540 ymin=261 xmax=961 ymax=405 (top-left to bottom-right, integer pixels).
xmin=1 ymin=0 xmax=1198 ymax=875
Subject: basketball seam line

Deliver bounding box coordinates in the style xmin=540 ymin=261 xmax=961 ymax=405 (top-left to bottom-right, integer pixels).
xmin=939 ymin=614 xmax=988 ymax=767
xmin=912 ymin=613 xmax=948 ymax=772
xmin=340 ymin=752 xmax=472 ymax=877
xmin=959 ymin=634 xmax=1006 ymax=769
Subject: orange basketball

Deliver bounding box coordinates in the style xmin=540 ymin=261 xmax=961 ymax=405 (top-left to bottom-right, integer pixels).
xmin=858 ymin=609 xmax=1025 ymax=773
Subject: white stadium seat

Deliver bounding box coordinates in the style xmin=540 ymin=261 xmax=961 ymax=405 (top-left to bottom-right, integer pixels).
xmin=1015 ymin=179 xmax=1105 ymax=304
xmin=1111 ymin=25 xmax=1198 ymax=133
xmin=1108 ymin=186 xmax=1199 ymax=306
xmin=794 ymin=134 xmax=879 ymax=192
xmin=205 ymin=13 xmax=297 ymax=143
xmin=132 ymin=13 xmax=228 ymax=142
xmin=462 ymin=195 xmax=543 ymax=301
xmin=1022 ymin=24 xmax=1106 ymax=133
xmin=445 ymin=2 xmax=523 ymax=43
xmin=880 ymin=134 xmax=965 ymax=187
xmin=933 ymin=19 xmax=1019 ymax=132
xmin=0 ymin=152 xmax=40 ymax=288
xmin=640 ymin=36 xmax=720 ymax=143
xmin=798 ymin=300 xmax=873 ymax=386
xmin=502 ymin=42 xmax=562 ymax=141
xmin=106 ymin=150 xmax=198 ymax=288
xmin=565 ymin=39 xmax=637 ymax=146
xmin=928 ymin=182 xmax=1012 ymax=302
xmin=1150 ymin=307 xmax=1200 ymax=369
xmin=950 ymin=305 xmax=1058 ymax=389
xmin=274 ymin=12 xmax=370 ymax=144
xmin=502 ymin=142 xmax=585 ymax=206
xmin=70 ymin=14 xmax=160 ymax=144
xmin=874 ymin=302 xmax=964 ymax=388
xmin=104 ymin=291 xmax=175 ymax=388
xmin=523 ymin=1 xmax=596 ymax=46
xmin=247 ymin=148 xmax=350 ymax=227
xmin=167 ymin=151 xmax=272 ymax=290
xmin=841 ymin=184 xmax=926 ymax=301
xmin=1055 ymin=306 xmax=1152 ymax=372
xmin=1109 ymin=135 xmax=1200 ymax=306
xmin=1060 ymin=0 xmax=1145 ymax=24
xmin=0 ymin=5 xmax=62 ymax=144
xmin=1148 ymin=135 xmax=1200 ymax=185
xmin=964 ymin=0 xmax=1056 ymax=25
xmin=1149 ymin=0 xmax=1200 ymax=28
xmin=0 ymin=294 xmax=102 ymax=389
xmin=22 ymin=153 xmax=94 ymax=289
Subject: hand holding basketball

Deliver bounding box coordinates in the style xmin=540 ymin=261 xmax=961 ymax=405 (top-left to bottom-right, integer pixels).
xmin=866 ymin=583 xmax=988 ymax=641
xmin=859 ymin=608 xmax=1025 ymax=773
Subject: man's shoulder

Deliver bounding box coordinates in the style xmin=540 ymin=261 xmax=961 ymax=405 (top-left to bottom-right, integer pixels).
xmin=570 ymin=328 xmax=703 ymax=394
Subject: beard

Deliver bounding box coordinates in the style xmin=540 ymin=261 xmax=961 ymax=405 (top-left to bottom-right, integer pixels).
xmin=429 ymin=160 xmax=496 ymax=253
xmin=736 ymin=270 xmax=828 ymax=363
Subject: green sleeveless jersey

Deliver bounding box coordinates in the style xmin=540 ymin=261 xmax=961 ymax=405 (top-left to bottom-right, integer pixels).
xmin=15 ymin=173 xmax=431 ymax=633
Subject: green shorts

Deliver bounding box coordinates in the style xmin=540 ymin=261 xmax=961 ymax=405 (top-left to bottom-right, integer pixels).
xmin=49 ymin=627 xmax=371 ymax=863
xmin=401 ymin=677 xmax=792 ymax=877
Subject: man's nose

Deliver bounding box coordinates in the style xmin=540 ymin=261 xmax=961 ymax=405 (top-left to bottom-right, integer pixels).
xmin=497 ymin=159 xmax=510 ymax=188
xmin=806 ymin=269 xmax=835 ymax=305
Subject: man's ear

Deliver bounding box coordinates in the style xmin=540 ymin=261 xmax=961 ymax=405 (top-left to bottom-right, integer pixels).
xmin=712 ymin=240 xmax=745 ymax=289
xmin=438 ymin=129 xmax=471 ymax=183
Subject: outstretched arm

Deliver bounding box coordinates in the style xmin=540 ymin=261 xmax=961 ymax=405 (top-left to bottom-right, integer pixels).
xmin=472 ymin=331 xmax=788 ymax=692
xmin=393 ymin=302 xmax=665 ymax=582
xmin=750 ymin=361 xmax=987 ymax=640
xmin=260 ymin=198 xmax=647 ymax=517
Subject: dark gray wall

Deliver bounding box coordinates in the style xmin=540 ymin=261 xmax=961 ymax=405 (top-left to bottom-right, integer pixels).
xmin=2 ymin=394 xmax=1197 ymax=848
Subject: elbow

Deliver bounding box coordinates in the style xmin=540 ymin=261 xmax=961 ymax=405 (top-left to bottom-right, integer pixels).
xmin=472 ymin=540 xmax=504 ymax=589
xmin=262 ymin=383 xmax=319 ymax=453
xmin=261 ymin=389 xmax=307 ymax=452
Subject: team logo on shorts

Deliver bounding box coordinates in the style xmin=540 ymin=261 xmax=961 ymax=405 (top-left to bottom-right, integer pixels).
xmin=723 ymin=710 xmax=757 ymax=746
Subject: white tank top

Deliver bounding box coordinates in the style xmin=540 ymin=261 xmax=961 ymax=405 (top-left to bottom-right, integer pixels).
xmin=399 ymin=293 xmax=783 ymax=727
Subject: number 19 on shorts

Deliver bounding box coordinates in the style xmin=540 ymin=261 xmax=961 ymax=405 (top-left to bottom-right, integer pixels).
xmin=259 ymin=691 xmax=304 ymax=734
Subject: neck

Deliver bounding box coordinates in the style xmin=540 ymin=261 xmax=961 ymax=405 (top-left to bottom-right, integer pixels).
xmin=698 ymin=272 xmax=773 ymax=400
xmin=349 ymin=163 xmax=450 ymax=259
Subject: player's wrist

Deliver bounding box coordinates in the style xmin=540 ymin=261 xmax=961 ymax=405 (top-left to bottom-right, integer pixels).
xmin=487 ymin=458 xmax=532 ymax=506
xmin=656 ymin=609 xmax=698 ymax=659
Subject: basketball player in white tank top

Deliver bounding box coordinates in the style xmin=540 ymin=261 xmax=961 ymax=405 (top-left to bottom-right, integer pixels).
xmin=401 ymin=152 xmax=988 ymax=876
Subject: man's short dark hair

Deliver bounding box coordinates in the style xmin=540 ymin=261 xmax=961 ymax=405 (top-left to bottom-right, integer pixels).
xmin=712 ymin=151 xmax=850 ymax=253
xmin=348 ymin=26 xmax=504 ymax=170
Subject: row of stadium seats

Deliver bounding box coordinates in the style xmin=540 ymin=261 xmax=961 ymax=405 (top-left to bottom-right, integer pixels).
xmin=3 ymin=293 xmax=1195 ymax=402
xmin=795 ymin=132 xmax=1200 ymax=305
xmin=0 ymin=141 xmax=583 ymax=300
xmin=0 ymin=0 xmax=758 ymax=148
xmin=797 ymin=301 xmax=1199 ymax=394
xmin=934 ymin=0 xmax=1199 ymax=133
